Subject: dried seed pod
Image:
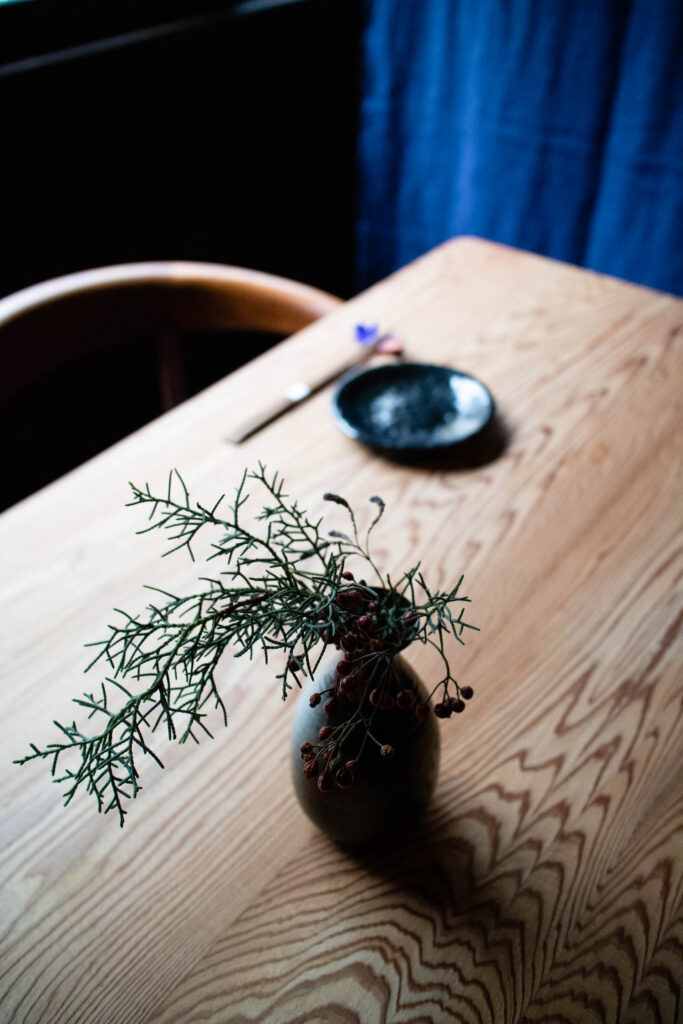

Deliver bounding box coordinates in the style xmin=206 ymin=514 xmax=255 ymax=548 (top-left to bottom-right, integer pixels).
xmin=380 ymin=744 xmax=395 ymax=759
xmin=309 ymin=692 xmax=322 ymax=708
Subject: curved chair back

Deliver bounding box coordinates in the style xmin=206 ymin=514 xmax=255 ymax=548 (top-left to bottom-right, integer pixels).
xmin=0 ymin=261 xmax=343 ymax=408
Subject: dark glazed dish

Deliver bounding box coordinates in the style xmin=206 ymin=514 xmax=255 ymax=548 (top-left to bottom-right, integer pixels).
xmin=332 ymin=363 xmax=494 ymax=452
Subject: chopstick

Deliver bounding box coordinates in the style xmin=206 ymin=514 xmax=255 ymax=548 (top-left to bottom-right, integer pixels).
xmin=226 ymin=333 xmax=394 ymax=444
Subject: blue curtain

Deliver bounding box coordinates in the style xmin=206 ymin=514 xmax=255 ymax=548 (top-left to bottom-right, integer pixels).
xmin=356 ymin=0 xmax=683 ymax=296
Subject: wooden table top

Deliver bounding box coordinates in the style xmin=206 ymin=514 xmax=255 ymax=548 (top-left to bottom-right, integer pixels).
xmin=1 ymin=238 xmax=682 ymax=1024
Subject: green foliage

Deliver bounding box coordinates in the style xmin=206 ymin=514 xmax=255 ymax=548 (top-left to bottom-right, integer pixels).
xmin=16 ymin=465 xmax=477 ymax=825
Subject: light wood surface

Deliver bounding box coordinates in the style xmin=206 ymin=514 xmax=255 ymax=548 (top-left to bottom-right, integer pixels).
xmin=1 ymin=238 xmax=681 ymax=1024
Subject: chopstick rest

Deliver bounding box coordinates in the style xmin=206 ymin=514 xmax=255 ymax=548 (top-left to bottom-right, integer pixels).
xmin=226 ymin=328 xmax=402 ymax=443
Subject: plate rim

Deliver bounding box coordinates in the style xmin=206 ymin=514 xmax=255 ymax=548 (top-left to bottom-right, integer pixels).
xmin=331 ymin=361 xmax=495 ymax=452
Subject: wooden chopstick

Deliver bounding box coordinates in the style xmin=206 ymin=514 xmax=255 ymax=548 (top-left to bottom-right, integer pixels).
xmin=226 ymin=334 xmax=392 ymax=444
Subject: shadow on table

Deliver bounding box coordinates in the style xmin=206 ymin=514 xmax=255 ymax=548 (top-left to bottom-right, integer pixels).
xmin=363 ymin=413 xmax=511 ymax=471
xmin=325 ymin=792 xmax=544 ymax=1015
xmin=331 ymin=791 xmax=485 ymax=918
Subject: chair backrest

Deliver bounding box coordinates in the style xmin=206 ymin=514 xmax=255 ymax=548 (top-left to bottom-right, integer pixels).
xmin=0 ymin=261 xmax=343 ymax=407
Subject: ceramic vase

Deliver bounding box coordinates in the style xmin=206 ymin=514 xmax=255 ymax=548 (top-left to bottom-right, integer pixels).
xmin=290 ymin=653 xmax=440 ymax=844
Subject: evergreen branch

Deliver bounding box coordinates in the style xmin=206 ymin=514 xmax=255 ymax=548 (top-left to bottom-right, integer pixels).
xmin=17 ymin=467 xmax=478 ymax=824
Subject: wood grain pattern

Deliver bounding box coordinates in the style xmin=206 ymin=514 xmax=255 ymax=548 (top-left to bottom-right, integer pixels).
xmin=1 ymin=238 xmax=681 ymax=1024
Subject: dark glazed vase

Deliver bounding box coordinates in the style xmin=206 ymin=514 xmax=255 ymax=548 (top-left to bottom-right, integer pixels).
xmin=290 ymin=654 xmax=440 ymax=844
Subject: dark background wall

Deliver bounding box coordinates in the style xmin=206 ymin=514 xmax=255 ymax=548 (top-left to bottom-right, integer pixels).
xmin=1 ymin=0 xmax=362 ymax=508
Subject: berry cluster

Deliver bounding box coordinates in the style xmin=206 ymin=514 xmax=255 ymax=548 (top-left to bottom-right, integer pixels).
xmin=434 ymin=686 xmax=474 ymax=717
xmin=297 ymin=572 xmax=474 ymax=793
xmin=20 ymin=467 xmax=479 ymax=827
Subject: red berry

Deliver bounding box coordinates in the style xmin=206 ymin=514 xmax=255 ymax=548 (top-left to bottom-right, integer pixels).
xmin=367 ymin=600 xmax=379 ymax=612
xmin=396 ymin=689 xmax=416 ymax=710
xmin=303 ymin=759 xmax=319 ymax=779
xmin=319 ymin=725 xmax=333 ymax=739
xmin=338 ymin=673 xmax=356 ymax=693
xmin=340 ymin=634 xmax=357 ymax=652
xmin=288 ymin=657 xmax=299 ymax=672
xmin=369 ymin=688 xmax=394 ymax=710
xmin=299 ymin=741 xmax=313 ymax=757
xmin=357 ymin=615 xmax=374 ymax=634
xmin=317 ymin=773 xmax=334 ymax=792
xmin=340 ymin=677 xmax=364 ymax=702
xmin=309 ymin=692 xmax=322 ymax=707
xmin=434 ymin=702 xmax=451 ymax=718
xmin=450 ymin=699 xmax=466 ymax=714
xmin=345 ymin=759 xmax=358 ymax=770
xmin=341 ymin=570 xmax=354 ymax=580
xmin=334 ymin=766 xmax=354 ymax=788
xmin=336 ymin=659 xmax=352 ymax=675
xmin=324 ymin=696 xmax=340 ymax=716
xmin=414 ymin=702 xmax=430 ymax=718
xmin=461 ymin=686 xmax=474 ymax=700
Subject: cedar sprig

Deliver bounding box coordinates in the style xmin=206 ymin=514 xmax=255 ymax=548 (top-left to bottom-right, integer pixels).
xmin=16 ymin=464 xmax=478 ymax=825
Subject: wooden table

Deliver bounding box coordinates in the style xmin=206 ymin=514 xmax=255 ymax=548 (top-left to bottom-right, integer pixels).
xmin=1 ymin=238 xmax=681 ymax=1024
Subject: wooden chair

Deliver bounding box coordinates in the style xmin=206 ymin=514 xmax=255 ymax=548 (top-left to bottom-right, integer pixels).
xmin=0 ymin=261 xmax=343 ymax=410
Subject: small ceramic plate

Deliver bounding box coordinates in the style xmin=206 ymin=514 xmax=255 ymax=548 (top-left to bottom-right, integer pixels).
xmin=332 ymin=363 xmax=494 ymax=452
